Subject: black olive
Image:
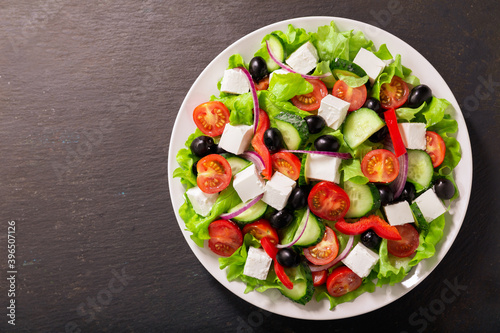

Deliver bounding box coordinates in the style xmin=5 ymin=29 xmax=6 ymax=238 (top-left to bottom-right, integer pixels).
xmin=249 ymin=56 xmax=269 ymax=82
xmin=304 ymin=115 xmax=326 ymax=134
xmin=190 ymin=136 xmax=217 ymax=157
xmin=369 ymin=126 xmax=389 ymax=143
xmin=276 ymin=248 xmax=300 ymax=267
xmin=263 ymin=128 xmax=283 ymax=153
xmin=215 ymin=145 xmax=226 ymax=154
xmin=407 ymin=85 xmax=433 ymax=108
xmin=398 ymin=182 xmax=416 ymax=203
xmin=192 ymin=162 xmax=198 ymax=176
xmin=360 ymin=230 xmax=382 ymax=249
xmin=287 ymin=187 xmax=308 ymax=210
xmin=314 ymin=135 xmax=340 ymax=152
xmin=434 ymin=178 xmax=455 ymax=199
xmin=364 ymin=97 xmax=382 ymax=115
xmin=269 ymin=209 xmax=294 ymax=230
xmin=377 ymin=185 xmax=394 ymax=206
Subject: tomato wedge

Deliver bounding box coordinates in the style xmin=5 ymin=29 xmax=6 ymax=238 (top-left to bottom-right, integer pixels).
xmin=312 ymin=270 xmax=327 ymax=287
xmin=208 ymin=220 xmax=243 ymax=257
xmin=303 ymin=226 xmax=339 ymax=265
xmin=242 ymin=219 xmax=279 ymax=244
xmin=251 ymin=109 xmax=272 ymax=180
xmin=261 ymin=237 xmax=293 ymax=289
xmin=332 ymin=79 xmax=367 ymax=112
xmin=196 ymin=154 xmax=232 ymax=193
xmin=361 ymin=149 xmax=399 ymax=183
xmin=271 ymin=152 xmax=301 ymax=181
xmin=326 ymin=266 xmax=362 ymax=297
xmin=308 ymin=181 xmax=350 ymax=221
xmin=291 ymin=79 xmax=328 ymax=112
xmin=255 ymin=77 xmax=269 ymax=91
xmin=380 ymin=76 xmax=409 ymax=110
xmin=425 ymin=131 xmax=446 ymax=167
xmin=193 ymin=101 xmax=230 ymax=137
xmin=387 ymin=224 xmax=419 ymax=258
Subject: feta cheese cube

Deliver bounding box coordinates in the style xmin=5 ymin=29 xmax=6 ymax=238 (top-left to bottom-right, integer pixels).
xmin=233 ymin=164 xmax=265 ymax=203
xmin=220 ymin=68 xmax=250 ymax=95
xmin=305 ymin=154 xmax=342 ymax=184
xmin=383 ymin=201 xmax=415 ymax=226
xmin=413 ymin=188 xmax=447 ymax=222
xmin=269 ymin=68 xmax=290 ymax=83
xmin=243 ymin=246 xmax=272 ymax=280
xmin=342 ymin=243 xmax=380 ymax=278
xmin=218 ymin=124 xmax=253 ymax=155
xmin=262 ymin=171 xmax=297 ymax=210
xmin=285 ymin=41 xmax=319 ymax=75
xmin=186 ymin=186 xmax=219 ymax=217
xmin=353 ymin=48 xmax=386 ymax=84
xmin=398 ymin=123 xmax=427 ymax=150
xmin=317 ymin=95 xmax=351 ymax=130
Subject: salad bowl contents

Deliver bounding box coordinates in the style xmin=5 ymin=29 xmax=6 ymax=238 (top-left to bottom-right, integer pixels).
xmin=168 ymin=17 xmax=472 ymax=319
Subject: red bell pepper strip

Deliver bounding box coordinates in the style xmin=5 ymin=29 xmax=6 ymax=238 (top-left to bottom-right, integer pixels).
xmin=384 ymin=108 xmax=407 ymax=158
xmin=261 ymin=236 xmax=293 ymax=290
xmin=251 ymin=108 xmax=273 ymax=180
xmin=335 ymin=215 xmax=402 ymax=240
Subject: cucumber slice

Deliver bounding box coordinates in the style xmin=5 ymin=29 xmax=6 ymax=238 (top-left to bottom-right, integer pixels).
xmin=331 ymin=58 xmax=367 ymax=79
xmin=406 ymin=150 xmax=434 ymax=191
xmin=343 ymin=181 xmax=381 ymax=218
xmin=298 ymin=149 xmax=309 ymax=187
xmin=292 ymin=210 xmax=325 ymax=247
xmin=266 ymin=34 xmax=285 ymax=72
xmin=223 ymin=155 xmax=251 ymax=175
xmin=227 ymin=200 xmax=268 ymax=223
xmin=343 ymin=108 xmax=385 ymax=149
xmin=274 ymin=112 xmax=309 ymax=150
xmin=410 ymin=202 xmax=430 ymax=233
xmin=279 ymin=263 xmax=314 ymax=305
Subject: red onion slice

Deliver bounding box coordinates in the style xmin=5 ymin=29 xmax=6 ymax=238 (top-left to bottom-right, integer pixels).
xmin=391 ymin=152 xmax=409 ymax=199
xmin=309 ymin=234 xmax=354 ymax=272
xmin=266 ymin=41 xmax=332 ymax=80
xmin=219 ymin=193 xmax=264 ymax=220
xmin=240 ymin=151 xmax=265 ymax=173
xmin=283 ymin=149 xmax=352 ymax=160
xmin=237 ymin=67 xmax=259 ymax=134
xmin=277 ymin=207 xmax=310 ymax=249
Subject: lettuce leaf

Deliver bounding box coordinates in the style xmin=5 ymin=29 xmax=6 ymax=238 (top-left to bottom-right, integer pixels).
xmin=348 ymin=30 xmax=374 ymax=61
xmin=428 ymin=114 xmax=462 ymax=176
xmin=309 ymin=21 xmax=350 ymax=62
xmin=253 ymin=24 xmax=310 ymax=64
xmin=396 ymin=102 xmax=427 ymax=122
xmin=336 ymin=73 xmax=369 ymax=88
xmin=173 ymin=129 xmax=204 ymax=188
xmin=311 ymin=61 xmax=336 ymax=88
xmin=373 ymin=44 xmax=393 ymax=60
xmin=268 ymin=73 xmax=313 ymax=101
xmin=370 ymin=54 xmax=404 ymax=99
xmin=341 ymin=159 xmax=369 ymax=184
xmin=421 ymin=97 xmax=450 ymax=128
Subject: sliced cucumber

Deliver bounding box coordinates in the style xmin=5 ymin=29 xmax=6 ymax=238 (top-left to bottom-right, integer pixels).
xmin=298 ymin=149 xmax=309 ymax=187
xmin=279 ymin=262 xmax=314 ymax=305
xmin=388 ymin=253 xmax=413 ymax=274
xmin=343 ymin=181 xmax=381 ymax=218
xmin=227 ymin=200 xmax=268 ymax=223
xmin=410 ymin=202 xmax=430 ymax=233
xmin=331 ymin=58 xmax=367 ymax=79
xmin=407 ymin=150 xmax=434 ymax=191
xmin=274 ymin=112 xmax=309 ymax=150
xmin=224 ymin=155 xmax=251 ymax=175
xmin=266 ymin=34 xmax=285 ymax=72
xmin=292 ymin=210 xmax=325 ymax=247
xmin=343 ymin=108 xmax=385 ymax=149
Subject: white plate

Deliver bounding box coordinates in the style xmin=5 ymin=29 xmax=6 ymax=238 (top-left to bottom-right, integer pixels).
xmin=167 ymin=16 xmax=473 ymax=320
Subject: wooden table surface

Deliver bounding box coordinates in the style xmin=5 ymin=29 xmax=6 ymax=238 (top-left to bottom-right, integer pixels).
xmin=1 ymin=1 xmax=499 ymax=332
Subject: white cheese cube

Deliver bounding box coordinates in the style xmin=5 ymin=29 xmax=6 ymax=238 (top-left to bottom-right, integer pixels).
xmin=383 ymin=201 xmax=415 ymax=226
xmin=233 ymin=164 xmax=265 ymax=203
xmin=398 ymin=123 xmax=427 ymax=150
xmin=285 ymin=41 xmax=319 ymax=75
xmin=413 ymin=188 xmax=447 ymax=222
xmin=353 ymin=48 xmax=386 ymax=84
xmin=269 ymin=69 xmax=290 ymax=83
xmin=305 ymin=154 xmax=342 ymax=184
xmin=262 ymin=171 xmax=297 ymax=210
xmin=186 ymin=186 xmax=219 ymax=217
xmin=341 ymin=243 xmax=380 ymax=278
xmin=220 ymin=68 xmax=250 ymax=95
xmin=243 ymin=246 xmax=272 ymax=280
xmin=218 ymin=124 xmax=253 ymax=155
xmin=317 ymin=95 xmax=351 ymax=130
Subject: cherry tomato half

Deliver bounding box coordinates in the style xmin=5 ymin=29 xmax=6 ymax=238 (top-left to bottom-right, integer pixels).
xmin=361 ymin=149 xmax=399 ymax=183
xmin=291 ymin=79 xmax=328 ymax=112
xmin=196 ymin=154 xmax=232 ymax=194
xmin=308 ymin=181 xmax=350 ymax=221
xmin=332 ymin=79 xmax=367 ymax=112
xmin=387 ymin=224 xmax=420 ymax=258
xmin=271 ymin=152 xmax=301 ymax=181
xmin=326 ymin=266 xmax=362 ymax=297
xmin=425 ymin=131 xmax=446 ymax=168
xmin=380 ymin=76 xmax=409 ymax=110
xmin=242 ymin=219 xmax=279 ymax=244
xmin=303 ymin=226 xmax=339 ymax=266
xmin=312 ymin=270 xmax=327 ymax=287
xmin=255 ymin=77 xmax=269 ymax=91
xmin=208 ymin=220 xmax=243 ymax=257
xmin=193 ymin=101 xmax=230 ymax=137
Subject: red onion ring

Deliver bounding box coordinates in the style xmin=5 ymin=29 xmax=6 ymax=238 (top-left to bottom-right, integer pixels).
xmin=283 ymin=149 xmax=352 ymax=160
xmin=391 ymin=152 xmax=409 ymax=199
xmin=237 ymin=67 xmax=259 ymax=134
xmin=240 ymin=151 xmax=265 ymax=173
xmin=277 ymin=207 xmax=310 ymax=249
xmin=308 ymin=234 xmax=354 ymax=272
xmin=219 ymin=193 xmax=264 ymax=220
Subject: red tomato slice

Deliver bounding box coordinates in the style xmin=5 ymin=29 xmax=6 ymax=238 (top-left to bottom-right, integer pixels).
xmin=308 ymin=181 xmax=350 ymax=221
xmin=380 ymin=76 xmax=409 ymax=110
xmin=291 ymin=79 xmax=328 ymax=112
xmin=326 ymin=266 xmax=362 ymax=297
xmin=425 ymin=131 xmax=446 ymax=168
xmin=196 ymin=154 xmax=232 ymax=194
xmin=242 ymin=219 xmax=279 ymax=244
xmin=193 ymin=101 xmax=230 ymax=137
xmin=255 ymin=77 xmax=269 ymax=91
xmin=312 ymin=270 xmax=327 ymax=287
xmin=251 ymin=109 xmax=272 ymax=180
xmin=208 ymin=220 xmax=243 ymax=257
xmin=332 ymin=79 xmax=367 ymax=112
xmin=271 ymin=152 xmax=301 ymax=181
xmin=303 ymin=226 xmax=339 ymax=265
xmin=387 ymin=224 xmax=420 ymax=258
xmin=361 ymin=149 xmax=399 ymax=183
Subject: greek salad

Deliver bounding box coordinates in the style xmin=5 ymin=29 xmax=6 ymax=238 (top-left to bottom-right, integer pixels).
xmin=173 ymin=21 xmax=462 ymax=309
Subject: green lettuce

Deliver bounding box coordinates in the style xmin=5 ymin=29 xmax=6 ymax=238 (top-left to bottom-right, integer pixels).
xmin=347 ymin=30 xmax=374 ymax=61
xmin=373 ymin=44 xmax=393 ymax=60
xmin=428 ymin=114 xmax=462 ymax=176
xmin=370 ymin=54 xmax=405 ymax=99
xmin=268 ymin=73 xmax=313 ymax=101
xmin=311 ymin=61 xmax=336 ymax=88
xmin=396 ymin=102 xmax=427 ymax=122
xmin=309 ymin=21 xmax=349 ymax=62
xmin=172 ymin=129 xmax=204 ymax=188
xmin=341 ymin=159 xmax=369 ymax=184
xmin=336 ymin=73 xmax=369 ymax=88
xmin=421 ymin=97 xmax=451 ymax=128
